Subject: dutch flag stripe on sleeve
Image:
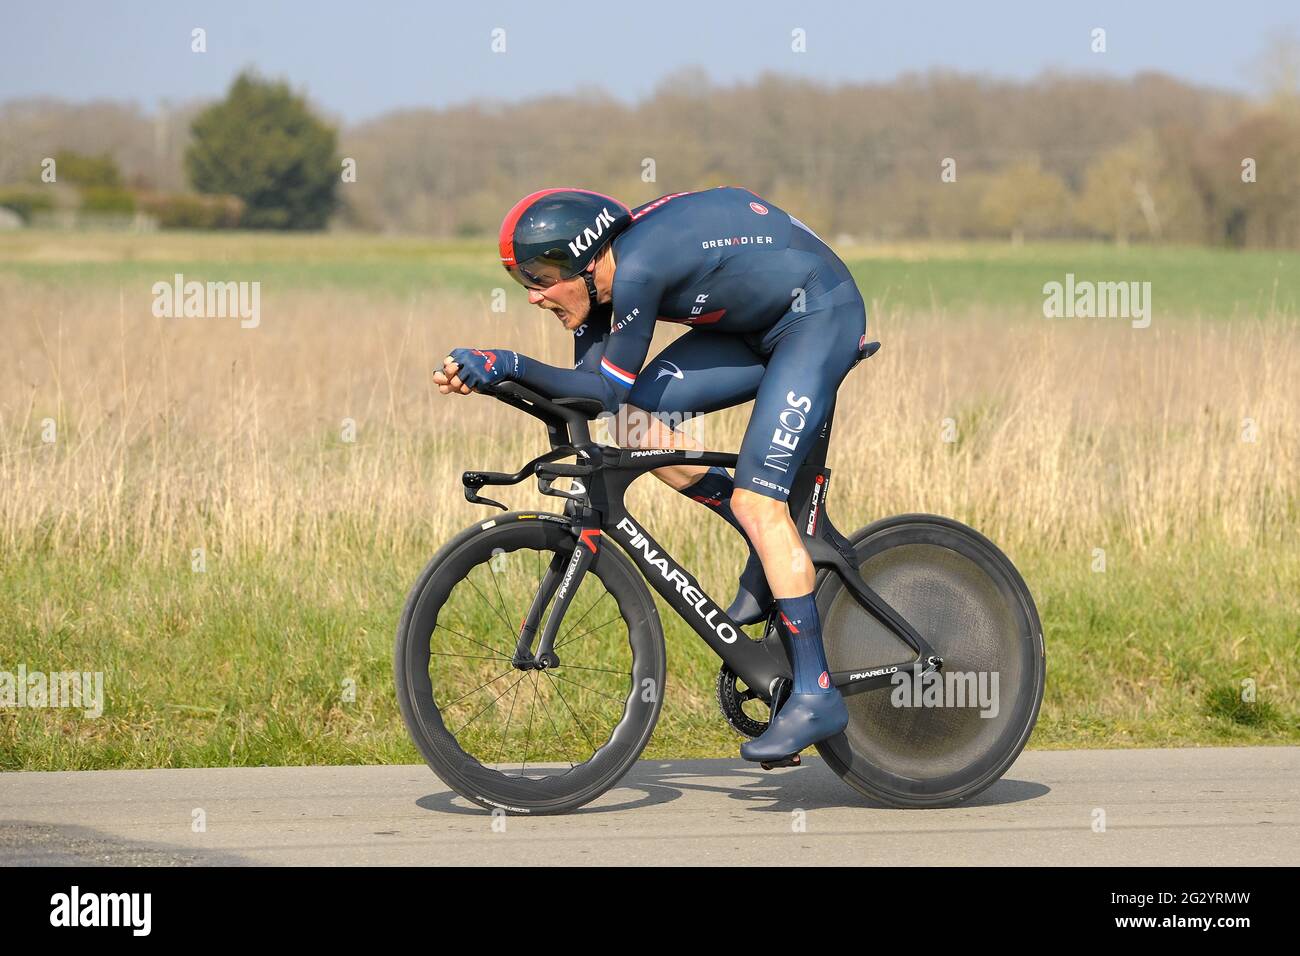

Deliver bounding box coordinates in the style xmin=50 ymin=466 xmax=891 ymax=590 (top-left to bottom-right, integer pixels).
xmin=600 ymin=356 xmax=636 ymax=386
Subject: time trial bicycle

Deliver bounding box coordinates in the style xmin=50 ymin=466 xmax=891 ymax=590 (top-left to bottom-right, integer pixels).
xmin=395 ymin=343 xmax=1045 ymax=814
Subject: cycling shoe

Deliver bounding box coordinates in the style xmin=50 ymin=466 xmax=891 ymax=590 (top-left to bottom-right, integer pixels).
xmin=740 ymin=690 xmax=848 ymax=762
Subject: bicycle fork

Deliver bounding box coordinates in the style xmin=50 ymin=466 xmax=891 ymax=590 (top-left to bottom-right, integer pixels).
xmin=511 ymin=522 xmax=601 ymax=669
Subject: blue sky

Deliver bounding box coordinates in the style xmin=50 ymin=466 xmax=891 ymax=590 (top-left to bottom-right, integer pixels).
xmin=2 ymin=1 xmax=1296 ymax=122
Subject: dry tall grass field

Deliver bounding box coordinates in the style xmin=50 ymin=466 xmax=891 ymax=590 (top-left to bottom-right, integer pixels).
xmin=4 ymin=281 xmax=1296 ymax=556
xmin=1 ymin=234 xmax=1297 ymax=767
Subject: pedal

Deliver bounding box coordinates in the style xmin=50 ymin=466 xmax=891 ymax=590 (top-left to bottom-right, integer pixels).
xmin=759 ymin=754 xmax=802 ymax=771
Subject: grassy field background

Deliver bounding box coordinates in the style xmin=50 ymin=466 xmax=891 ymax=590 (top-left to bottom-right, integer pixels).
xmin=1 ymin=230 xmax=1297 ymax=769
xmin=4 ymin=230 xmax=1298 ymax=317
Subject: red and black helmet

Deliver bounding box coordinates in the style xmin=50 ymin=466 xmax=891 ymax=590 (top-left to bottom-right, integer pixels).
xmin=498 ymin=188 xmax=631 ymax=290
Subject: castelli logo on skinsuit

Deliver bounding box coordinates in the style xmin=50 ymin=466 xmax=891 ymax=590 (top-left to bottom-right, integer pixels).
xmin=818 ymin=671 xmax=830 ymax=689
xmin=568 ymin=207 xmax=618 ymax=258
xmin=750 ymin=201 xmax=768 ymax=215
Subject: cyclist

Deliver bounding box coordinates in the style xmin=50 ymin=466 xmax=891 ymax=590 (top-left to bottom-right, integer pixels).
xmin=437 ymin=186 xmax=868 ymax=763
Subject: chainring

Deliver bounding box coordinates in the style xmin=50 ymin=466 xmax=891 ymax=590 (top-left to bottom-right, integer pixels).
xmin=716 ymin=665 xmax=771 ymax=739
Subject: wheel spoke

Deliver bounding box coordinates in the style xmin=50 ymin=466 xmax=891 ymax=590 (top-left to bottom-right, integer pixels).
xmin=534 ymin=677 xmax=578 ymax=770
xmin=555 ymin=614 xmax=623 ymax=650
xmin=448 ymin=669 xmax=525 ymax=729
xmin=555 ymin=588 xmax=611 ymax=646
xmin=440 ymin=666 xmax=516 ymax=710
xmin=518 ymin=673 xmax=542 ymax=772
xmin=543 ymin=670 xmax=599 ymax=759
xmin=497 ymin=676 xmax=524 ymax=767
xmin=487 ymin=549 xmax=521 ymax=645
xmin=556 ymin=662 xmax=629 ymax=675
xmin=546 ymin=670 xmax=626 ymax=702
xmin=434 ymin=620 xmax=512 ymax=661
xmin=463 ymin=567 xmax=517 ymax=639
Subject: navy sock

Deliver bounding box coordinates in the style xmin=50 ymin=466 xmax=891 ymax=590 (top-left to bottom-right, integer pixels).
xmin=776 ymin=592 xmax=832 ymax=694
xmin=677 ymin=466 xmax=744 ymax=533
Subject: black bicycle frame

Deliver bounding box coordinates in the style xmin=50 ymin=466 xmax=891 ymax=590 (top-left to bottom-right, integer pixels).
xmin=462 ymin=383 xmax=941 ymax=705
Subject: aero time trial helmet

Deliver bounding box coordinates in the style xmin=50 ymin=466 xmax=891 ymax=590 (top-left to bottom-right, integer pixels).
xmin=498 ymin=189 xmax=631 ymax=291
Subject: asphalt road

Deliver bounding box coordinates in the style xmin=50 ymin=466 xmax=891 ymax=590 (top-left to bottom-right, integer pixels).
xmin=1 ymin=747 xmax=1296 ymax=865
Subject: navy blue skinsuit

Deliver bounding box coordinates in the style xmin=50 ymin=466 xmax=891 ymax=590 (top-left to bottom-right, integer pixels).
xmin=516 ymin=187 xmax=868 ymax=501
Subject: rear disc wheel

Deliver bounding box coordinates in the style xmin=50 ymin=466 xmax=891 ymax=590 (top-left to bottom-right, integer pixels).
xmin=814 ymin=514 xmax=1045 ymax=807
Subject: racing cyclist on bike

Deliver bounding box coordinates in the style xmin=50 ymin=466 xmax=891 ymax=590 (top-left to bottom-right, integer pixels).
xmin=436 ymin=187 xmax=869 ymax=763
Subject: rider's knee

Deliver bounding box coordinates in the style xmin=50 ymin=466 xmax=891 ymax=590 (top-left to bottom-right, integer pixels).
xmin=730 ymin=487 xmax=785 ymax=532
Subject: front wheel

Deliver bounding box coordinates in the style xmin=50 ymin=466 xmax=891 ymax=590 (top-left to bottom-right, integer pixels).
xmin=814 ymin=514 xmax=1045 ymax=808
xmin=395 ymin=512 xmax=666 ymax=815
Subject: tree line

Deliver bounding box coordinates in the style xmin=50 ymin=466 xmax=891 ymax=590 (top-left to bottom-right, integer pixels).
xmin=1 ymin=67 xmax=1298 ymax=246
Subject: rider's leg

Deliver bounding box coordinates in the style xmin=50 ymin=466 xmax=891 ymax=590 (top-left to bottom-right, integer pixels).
xmin=621 ymin=332 xmax=774 ymax=619
xmin=729 ymin=489 xmax=813 ymax=596
xmin=665 ymin=464 xmax=774 ymax=622
xmin=727 ymin=285 xmax=867 ymax=760
xmin=604 ymin=410 xmax=748 ymax=564
xmin=618 ymin=329 xmax=765 ymax=488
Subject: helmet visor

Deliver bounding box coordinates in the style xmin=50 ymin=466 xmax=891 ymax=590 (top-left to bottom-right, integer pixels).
xmin=506 ymin=248 xmax=582 ymax=289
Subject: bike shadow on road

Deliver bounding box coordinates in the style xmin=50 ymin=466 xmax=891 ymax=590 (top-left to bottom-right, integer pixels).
xmin=414 ymin=757 xmax=1050 ymax=816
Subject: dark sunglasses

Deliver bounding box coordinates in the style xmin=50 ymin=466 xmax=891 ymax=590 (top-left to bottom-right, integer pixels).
xmin=506 ymin=251 xmax=583 ymax=290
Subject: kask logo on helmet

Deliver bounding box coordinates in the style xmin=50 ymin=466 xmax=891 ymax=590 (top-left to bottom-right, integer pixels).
xmin=568 ymin=207 xmax=618 ymax=258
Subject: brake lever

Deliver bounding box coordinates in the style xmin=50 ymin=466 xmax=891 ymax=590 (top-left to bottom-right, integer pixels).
xmin=462 ymin=472 xmax=508 ymax=511
xmin=465 ymin=489 xmax=508 ymax=511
